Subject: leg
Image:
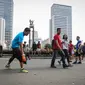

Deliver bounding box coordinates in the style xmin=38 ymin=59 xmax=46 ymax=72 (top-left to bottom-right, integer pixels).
xmin=73 ymin=51 xmax=78 ymax=64
xmin=7 ymin=56 xmax=15 ymax=65
xmin=26 ymin=52 xmax=31 ymax=60
xmin=19 ymin=61 xmax=28 ymax=73
xmin=58 ymin=58 xmax=62 ymax=65
xmin=15 ymin=49 xmax=24 ymax=69
xmin=5 ymin=49 xmax=15 ymax=68
xmin=64 ymin=49 xmax=73 ymax=67
xmin=78 ymin=55 xmax=82 ymax=64
xmin=5 ymin=56 xmax=15 ymax=68
xmin=64 ymin=50 xmax=70 ymax=65
xmin=58 ymin=50 xmax=68 ymax=68
xmin=20 ymin=62 xmax=23 ymax=68
xmin=51 ymin=50 xmax=57 ymax=68
xmin=16 ymin=49 xmax=28 ymax=73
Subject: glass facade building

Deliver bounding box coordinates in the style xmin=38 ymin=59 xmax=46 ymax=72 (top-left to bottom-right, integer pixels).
xmin=0 ymin=18 xmax=5 ymax=46
xmin=50 ymin=4 xmax=72 ymax=42
xmin=0 ymin=0 xmax=13 ymax=47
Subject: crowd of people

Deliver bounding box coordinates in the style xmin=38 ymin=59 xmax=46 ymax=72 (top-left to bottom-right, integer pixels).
xmin=5 ymin=27 xmax=85 ymax=72
xmin=23 ymin=41 xmax=53 ymax=56
xmin=51 ymin=28 xmax=85 ymax=68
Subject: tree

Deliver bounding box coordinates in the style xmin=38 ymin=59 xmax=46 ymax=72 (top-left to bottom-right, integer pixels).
xmin=45 ymin=43 xmax=52 ymax=49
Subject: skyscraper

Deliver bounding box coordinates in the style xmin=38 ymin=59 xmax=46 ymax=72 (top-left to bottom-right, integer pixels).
xmin=0 ymin=0 xmax=13 ymax=47
xmin=29 ymin=30 xmax=41 ymax=47
xmin=0 ymin=18 xmax=5 ymax=46
xmin=50 ymin=4 xmax=72 ymax=42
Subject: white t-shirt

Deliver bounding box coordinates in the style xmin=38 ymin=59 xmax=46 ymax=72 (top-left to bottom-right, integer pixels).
xmin=62 ymin=39 xmax=68 ymax=50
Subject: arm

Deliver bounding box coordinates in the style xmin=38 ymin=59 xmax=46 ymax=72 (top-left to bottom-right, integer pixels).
xmin=55 ymin=40 xmax=65 ymax=56
xmin=20 ymin=42 xmax=24 ymax=55
xmin=55 ymin=40 xmax=62 ymax=50
xmin=19 ymin=35 xmax=24 ymax=55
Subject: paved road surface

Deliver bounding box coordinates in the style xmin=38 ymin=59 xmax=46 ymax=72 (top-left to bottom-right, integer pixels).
xmin=0 ymin=58 xmax=85 ymax=85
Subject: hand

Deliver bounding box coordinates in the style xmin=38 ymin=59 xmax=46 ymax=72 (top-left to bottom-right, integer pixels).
xmin=22 ymin=53 xmax=25 ymax=56
xmin=60 ymin=50 xmax=65 ymax=56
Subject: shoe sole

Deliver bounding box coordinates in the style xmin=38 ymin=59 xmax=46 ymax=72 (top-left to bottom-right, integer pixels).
xmin=20 ymin=71 xmax=28 ymax=73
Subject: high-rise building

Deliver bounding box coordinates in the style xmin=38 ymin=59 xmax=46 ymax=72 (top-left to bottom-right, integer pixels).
xmin=0 ymin=18 xmax=5 ymax=46
xmin=0 ymin=0 xmax=13 ymax=47
xmin=34 ymin=31 xmax=38 ymax=40
xmin=41 ymin=38 xmax=50 ymax=48
xmin=29 ymin=30 xmax=42 ymax=47
xmin=34 ymin=31 xmax=42 ymax=44
xmin=50 ymin=4 xmax=72 ymax=42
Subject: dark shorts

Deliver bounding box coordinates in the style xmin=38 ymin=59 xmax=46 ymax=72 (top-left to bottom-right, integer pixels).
xmin=12 ymin=48 xmax=22 ymax=62
xmin=75 ymin=51 xmax=80 ymax=57
xmin=81 ymin=51 xmax=85 ymax=56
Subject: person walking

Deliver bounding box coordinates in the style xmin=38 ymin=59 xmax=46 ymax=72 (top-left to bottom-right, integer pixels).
xmin=62 ymin=34 xmax=73 ymax=67
xmin=73 ymin=36 xmax=82 ymax=64
xmin=5 ymin=27 xmax=30 ymax=73
xmin=51 ymin=28 xmax=68 ymax=68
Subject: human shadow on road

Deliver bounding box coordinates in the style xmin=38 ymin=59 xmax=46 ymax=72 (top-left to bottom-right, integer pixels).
xmin=0 ymin=68 xmax=21 ymax=74
xmin=25 ymin=65 xmax=69 ymax=71
xmin=0 ymin=65 xmax=69 ymax=74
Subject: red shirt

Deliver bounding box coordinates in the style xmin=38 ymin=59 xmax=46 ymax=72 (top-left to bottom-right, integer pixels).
xmin=53 ymin=34 xmax=62 ymax=50
xmin=69 ymin=43 xmax=73 ymax=52
xmin=37 ymin=43 xmax=41 ymax=48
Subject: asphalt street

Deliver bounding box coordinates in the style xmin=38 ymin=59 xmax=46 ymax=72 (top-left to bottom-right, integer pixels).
xmin=0 ymin=58 xmax=85 ymax=85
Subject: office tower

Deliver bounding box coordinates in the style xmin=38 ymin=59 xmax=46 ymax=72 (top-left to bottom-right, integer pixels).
xmin=0 ymin=0 xmax=13 ymax=47
xmin=0 ymin=18 xmax=5 ymax=46
xmin=50 ymin=4 xmax=72 ymax=42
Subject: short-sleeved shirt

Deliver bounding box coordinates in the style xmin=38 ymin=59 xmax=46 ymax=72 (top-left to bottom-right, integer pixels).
xmin=53 ymin=34 xmax=62 ymax=50
xmin=62 ymin=39 xmax=68 ymax=50
xmin=37 ymin=43 xmax=41 ymax=48
xmin=76 ymin=40 xmax=81 ymax=50
xmin=69 ymin=43 xmax=74 ymax=52
xmin=82 ymin=45 xmax=85 ymax=52
xmin=12 ymin=32 xmax=24 ymax=48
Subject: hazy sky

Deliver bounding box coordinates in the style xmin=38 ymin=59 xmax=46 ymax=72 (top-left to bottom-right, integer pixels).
xmin=13 ymin=0 xmax=85 ymax=44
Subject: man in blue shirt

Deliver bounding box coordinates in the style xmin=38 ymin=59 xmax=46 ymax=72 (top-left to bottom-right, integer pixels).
xmin=5 ymin=27 xmax=30 ymax=73
xmin=73 ymin=36 xmax=82 ymax=64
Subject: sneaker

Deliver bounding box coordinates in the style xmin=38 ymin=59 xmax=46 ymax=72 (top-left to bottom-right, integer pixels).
xmin=5 ymin=64 xmax=10 ymax=69
xmin=58 ymin=61 xmax=61 ymax=65
xmin=63 ymin=64 xmax=68 ymax=68
xmin=77 ymin=62 xmax=82 ymax=64
xmin=73 ymin=61 xmax=77 ymax=64
xmin=20 ymin=68 xmax=28 ymax=73
xmin=50 ymin=65 xmax=56 ymax=68
xmin=68 ymin=64 xmax=73 ymax=67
